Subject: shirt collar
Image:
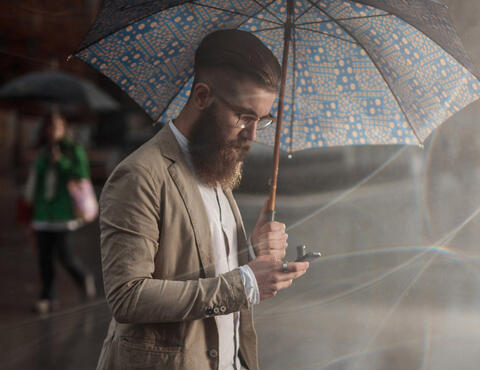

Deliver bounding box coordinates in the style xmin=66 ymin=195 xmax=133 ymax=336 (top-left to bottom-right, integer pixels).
xmin=168 ymin=120 xmax=194 ymax=173
xmin=169 ymin=120 xmax=189 ymax=152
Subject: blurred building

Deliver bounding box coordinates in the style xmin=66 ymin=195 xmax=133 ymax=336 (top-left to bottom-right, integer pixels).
xmin=0 ymin=0 xmax=156 ymax=188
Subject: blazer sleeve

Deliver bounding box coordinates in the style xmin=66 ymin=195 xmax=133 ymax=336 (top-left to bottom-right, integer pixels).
xmin=100 ymin=162 xmax=250 ymax=324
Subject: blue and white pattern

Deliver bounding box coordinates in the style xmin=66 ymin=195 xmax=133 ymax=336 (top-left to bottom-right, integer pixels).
xmin=76 ymin=0 xmax=480 ymax=151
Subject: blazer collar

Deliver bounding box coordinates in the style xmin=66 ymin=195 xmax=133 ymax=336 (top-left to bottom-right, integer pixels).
xmin=224 ymin=189 xmax=249 ymax=266
xmin=155 ymin=125 xmax=217 ymax=277
xmin=154 ymin=123 xmax=186 ymax=164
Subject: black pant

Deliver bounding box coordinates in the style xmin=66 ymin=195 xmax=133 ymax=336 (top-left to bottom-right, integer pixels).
xmin=36 ymin=230 xmax=87 ymax=300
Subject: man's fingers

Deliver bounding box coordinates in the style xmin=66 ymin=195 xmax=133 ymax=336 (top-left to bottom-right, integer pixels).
xmin=273 ymin=280 xmax=293 ymax=292
xmin=257 ymin=244 xmax=287 ymax=259
xmin=257 ymin=249 xmax=286 ymax=260
xmin=253 ymin=257 xmax=310 ymax=301
xmin=255 ymin=199 xmax=271 ymax=225
xmin=256 ymin=238 xmax=288 ymax=250
xmin=255 ymin=222 xmax=286 ymax=237
xmin=260 ymin=221 xmax=286 ymax=233
xmin=286 ymin=270 xmax=307 ymax=280
xmin=277 ymin=261 xmax=309 ymax=274
xmin=273 ymin=270 xmax=306 ymax=282
xmin=265 ymin=230 xmax=288 ymax=241
xmin=251 ymin=221 xmax=287 ymax=254
xmin=254 ymin=232 xmax=288 ymax=247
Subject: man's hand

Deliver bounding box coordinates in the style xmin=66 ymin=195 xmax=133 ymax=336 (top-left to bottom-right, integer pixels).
xmin=248 ymin=255 xmax=309 ymax=301
xmin=250 ymin=199 xmax=288 ymax=259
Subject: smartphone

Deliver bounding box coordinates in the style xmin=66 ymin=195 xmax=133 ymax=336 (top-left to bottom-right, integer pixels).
xmin=295 ymin=252 xmax=322 ymax=262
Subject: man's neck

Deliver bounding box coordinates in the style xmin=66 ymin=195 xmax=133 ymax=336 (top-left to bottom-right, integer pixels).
xmin=173 ymin=107 xmax=197 ymax=140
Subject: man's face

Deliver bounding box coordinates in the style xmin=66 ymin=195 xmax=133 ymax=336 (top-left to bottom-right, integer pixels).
xmin=189 ymin=80 xmax=276 ymax=189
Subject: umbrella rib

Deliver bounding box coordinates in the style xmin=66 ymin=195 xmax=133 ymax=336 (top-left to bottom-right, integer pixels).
xmin=191 ymin=2 xmax=283 ymax=26
xmin=250 ymin=0 xmax=285 ymax=24
xmin=294 ymin=2 xmax=317 ymax=22
xmin=297 ymin=13 xmax=391 ymax=26
xmin=295 ymin=26 xmax=357 ymax=45
xmin=306 ymin=0 xmax=422 ymax=145
xmin=250 ymin=26 xmax=284 ymax=33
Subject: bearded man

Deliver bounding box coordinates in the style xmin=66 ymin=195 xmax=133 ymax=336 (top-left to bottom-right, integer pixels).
xmin=97 ymin=29 xmax=309 ymax=370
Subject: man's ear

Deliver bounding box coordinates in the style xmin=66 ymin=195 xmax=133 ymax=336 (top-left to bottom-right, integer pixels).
xmin=191 ymin=82 xmax=213 ymax=110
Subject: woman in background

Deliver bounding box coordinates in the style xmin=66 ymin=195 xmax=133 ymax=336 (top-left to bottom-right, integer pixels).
xmin=25 ymin=109 xmax=96 ymax=314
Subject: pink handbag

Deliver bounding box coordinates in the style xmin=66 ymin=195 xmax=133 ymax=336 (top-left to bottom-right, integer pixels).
xmin=67 ymin=178 xmax=98 ymax=223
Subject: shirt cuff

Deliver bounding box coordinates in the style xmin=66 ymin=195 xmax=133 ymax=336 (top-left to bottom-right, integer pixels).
xmin=238 ymin=265 xmax=260 ymax=305
xmin=247 ymin=238 xmax=257 ymax=261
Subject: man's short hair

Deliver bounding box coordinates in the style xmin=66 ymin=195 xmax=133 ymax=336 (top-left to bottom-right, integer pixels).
xmin=193 ymin=29 xmax=281 ymax=94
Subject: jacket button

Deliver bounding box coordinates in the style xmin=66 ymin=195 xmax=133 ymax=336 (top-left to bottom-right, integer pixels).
xmin=213 ymin=307 xmax=220 ymax=314
xmin=220 ymin=305 xmax=227 ymax=313
xmin=208 ymin=349 xmax=219 ymax=359
xmin=206 ymin=308 xmax=213 ymax=315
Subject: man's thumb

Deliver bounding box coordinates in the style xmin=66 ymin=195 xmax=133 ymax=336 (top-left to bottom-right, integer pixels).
xmin=256 ymin=198 xmax=271 ymax=225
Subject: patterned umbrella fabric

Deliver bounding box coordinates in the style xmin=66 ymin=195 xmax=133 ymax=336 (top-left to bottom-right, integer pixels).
xmin=74 ymin=0 xmax=480 ymax=152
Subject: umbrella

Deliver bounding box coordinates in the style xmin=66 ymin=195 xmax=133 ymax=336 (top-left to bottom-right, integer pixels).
xmin=0 ymin=70 xmax=119 ymax=112
xmin=73 ymin=0 xmax=480 ymax=216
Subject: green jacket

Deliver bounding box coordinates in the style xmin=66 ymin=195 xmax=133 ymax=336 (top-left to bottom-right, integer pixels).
xmin=32 ymin=139 xmax=90 ymax=223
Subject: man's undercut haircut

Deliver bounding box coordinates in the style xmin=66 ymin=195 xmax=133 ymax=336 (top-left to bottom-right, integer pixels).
xmin=193 ymin=29 xmax=281 ymax=95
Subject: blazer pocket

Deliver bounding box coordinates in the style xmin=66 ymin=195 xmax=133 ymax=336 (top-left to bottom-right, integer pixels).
xmin=119 ymin=336 xmax=183 ymax=369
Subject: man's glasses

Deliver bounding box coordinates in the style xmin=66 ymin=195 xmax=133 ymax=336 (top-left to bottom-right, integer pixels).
xmin=213 ymin=92 xmax=275 ymax=131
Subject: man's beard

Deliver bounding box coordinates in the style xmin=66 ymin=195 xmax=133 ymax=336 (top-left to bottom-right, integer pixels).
xmin=189 ymin=103 xmax=251 ymax=190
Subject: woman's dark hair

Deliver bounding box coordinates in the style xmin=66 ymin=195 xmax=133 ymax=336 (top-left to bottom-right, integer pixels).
xmin=36 ymin=109 xmax=66 ymax=149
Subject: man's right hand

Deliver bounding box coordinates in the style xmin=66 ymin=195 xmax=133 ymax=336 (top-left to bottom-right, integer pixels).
xmin=250 ymin=199 xmax=288 ymax=260
xmin=248 ymin=255 xmax=309 ymax=301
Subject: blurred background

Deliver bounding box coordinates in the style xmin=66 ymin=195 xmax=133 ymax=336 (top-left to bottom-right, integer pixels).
xmin=1 ymin=0 xmax=480 ymax=369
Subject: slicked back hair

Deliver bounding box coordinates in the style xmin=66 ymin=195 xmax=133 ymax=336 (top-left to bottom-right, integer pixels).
xmin=193 ymin=29 xmax=281 ymax=96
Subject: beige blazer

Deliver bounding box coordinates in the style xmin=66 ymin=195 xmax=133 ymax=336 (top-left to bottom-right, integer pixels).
xmin=96 ymin=125 xmax=258 ymax=370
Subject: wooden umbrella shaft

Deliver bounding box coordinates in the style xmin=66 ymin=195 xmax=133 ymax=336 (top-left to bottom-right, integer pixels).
xmin=267 ymin=0 xmax=294 ymax=221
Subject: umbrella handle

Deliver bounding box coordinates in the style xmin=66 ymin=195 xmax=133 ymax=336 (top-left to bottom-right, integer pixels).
xmin=265 ymin=210 xmax=276 ymax=222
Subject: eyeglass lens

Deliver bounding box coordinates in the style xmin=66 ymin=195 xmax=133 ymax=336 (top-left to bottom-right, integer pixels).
xmin=238 ymin=116 xmax=273 ymax=130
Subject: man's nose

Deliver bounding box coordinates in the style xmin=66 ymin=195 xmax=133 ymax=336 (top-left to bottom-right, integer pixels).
xmin=242 ymin=122 xmax=257 ymax=141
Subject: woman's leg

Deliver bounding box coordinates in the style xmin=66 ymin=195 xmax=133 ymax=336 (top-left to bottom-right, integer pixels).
xmin=55 ymin=231 xmax=86 ymax=286
xmin=55 ymin=231 xmax=95 ymax=298
xmin=36 ymin=231 xmax=56 ymax=300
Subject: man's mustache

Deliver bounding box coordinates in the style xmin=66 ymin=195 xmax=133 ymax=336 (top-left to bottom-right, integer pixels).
xmin=232 ymin=137 xmax=251 ymax=151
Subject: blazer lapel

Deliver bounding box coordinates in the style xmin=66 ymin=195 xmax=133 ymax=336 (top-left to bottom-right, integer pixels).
xmin=224 ymin=189 xmax=249 ymax=266
xmin=155 ymin=125 xmax=216 ymax=278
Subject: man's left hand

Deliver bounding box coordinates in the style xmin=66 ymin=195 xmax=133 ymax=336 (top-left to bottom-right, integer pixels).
xmin=250 ymin=199 xmax=288 ymax=260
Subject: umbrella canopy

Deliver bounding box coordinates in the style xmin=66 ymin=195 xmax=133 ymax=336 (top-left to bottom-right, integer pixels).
xmin=0 ymin=70 xmax=119 ymax=112
xmin=74 ymin=0 xmax=480 ymax=151
xmin=74 ymin=0 xmax=480 ymax=215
